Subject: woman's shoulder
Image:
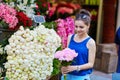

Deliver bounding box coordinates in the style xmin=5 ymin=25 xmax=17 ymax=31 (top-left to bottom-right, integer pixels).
xmin=67 ymin=34 xmax=74 ymax=47
xmin=87 ymin=37 xmax=96 ymax=47
xmin=68 ymin=34 xmax=74 ymax=39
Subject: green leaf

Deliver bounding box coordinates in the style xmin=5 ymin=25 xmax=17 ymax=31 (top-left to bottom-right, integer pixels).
xmin=5 ymin=77 xmax=9 ymax=80
xmin=42 ymin=21 xmax=57 ymax=31
xmin=51 ymin=59 xmax=61 ymax=76
xmin=61 ymin=61 xmax=72 ymax=66
xmin=0 ymin=21 xmax=8 ymax=29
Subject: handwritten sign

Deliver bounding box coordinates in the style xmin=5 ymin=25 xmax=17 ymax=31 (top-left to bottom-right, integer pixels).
xmin=33 ymin=15 xmax=45 ymax=23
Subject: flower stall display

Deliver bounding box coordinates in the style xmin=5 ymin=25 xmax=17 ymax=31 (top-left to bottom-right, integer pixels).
xmin=0 ymin=0 xmax=81 ymax=80
xmin=54 ymin=48 xmax=78 ymax=80
xmin=56 ymin=17 xmax=75 ymax=49
xmin=55 ymin=1 xmax=80 ymax=17
xmin=4 ymin=0 xmax=36 ymax=19
xmin=0 ymin=0 xmax=36 ymax=29
xmin=46 ymin=1 xmax=80 ymax=21
xmin=35 ymin=0 xmax=50 ymax=16
xmin=16 ymin=11 xmax=33 ymax=29
xmin=0 ymin=0 xmax=80 ymax=28
xmin=4 ymin=25 xmax=61 ymax=80
xmin=0 ymin=3 xmax=18 ymax=29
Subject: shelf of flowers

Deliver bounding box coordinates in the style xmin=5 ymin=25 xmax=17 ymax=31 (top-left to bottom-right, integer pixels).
xmin=0 ymin=18 xmax=75 ymax=80
xmin=0 ymin=25 xmax=61 ymax=80
xmin=0 ymin=0 xmax=78 ymax=80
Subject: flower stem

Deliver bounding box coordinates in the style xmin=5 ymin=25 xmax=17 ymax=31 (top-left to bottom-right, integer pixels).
xmin=64 ymin=74 xmax=66 ymax=80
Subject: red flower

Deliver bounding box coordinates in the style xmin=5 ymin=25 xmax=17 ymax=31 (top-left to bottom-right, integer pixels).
xmin=57 ymin=7 xmax=73 ymax=14
xmin=16 ymin=11 xmax=32 ymax=27
xmin=56 ymin=2 xmax=80 ymax=14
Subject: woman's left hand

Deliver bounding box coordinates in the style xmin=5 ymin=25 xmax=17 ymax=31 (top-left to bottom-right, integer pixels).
xmin=61 ymin=66 xmax=76 ymax=74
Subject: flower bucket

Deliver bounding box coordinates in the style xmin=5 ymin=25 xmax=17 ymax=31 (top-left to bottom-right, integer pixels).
xmin=0 ymin=28 xmax=15 ymax=41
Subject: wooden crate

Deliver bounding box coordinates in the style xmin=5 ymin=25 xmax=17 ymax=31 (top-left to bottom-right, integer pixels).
xmin=94 ymin=58 xmax=101 ymax=70
xmin=94 ymin=43 xmax=118 ymax=73
xmin=96 ymin=44 xmax=103 ymax=58
xmin=97 ymin=43 xmax=117 ymax=54
xmin=101 ymin=51 xmax=118 ymax=73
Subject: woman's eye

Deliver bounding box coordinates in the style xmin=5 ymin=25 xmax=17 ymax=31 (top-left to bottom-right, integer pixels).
xmin=75 ymin=26 xmax=78 ymax=28
xmin=80 ymin=26 xmax=84 ymax=28
xmin=75 ymin=25 xmax=84 ymax=28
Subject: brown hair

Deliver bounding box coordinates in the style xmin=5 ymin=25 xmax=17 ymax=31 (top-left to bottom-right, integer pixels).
xmin=75 ymin=9 xmax=91 ymax=26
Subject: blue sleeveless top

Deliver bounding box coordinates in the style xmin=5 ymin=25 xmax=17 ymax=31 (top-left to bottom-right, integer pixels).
xmin=68 ymin=34 xmax=93 ymax=76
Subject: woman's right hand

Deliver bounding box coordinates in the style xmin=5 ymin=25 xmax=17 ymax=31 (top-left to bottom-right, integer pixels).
xmin=61 ymin=66 xmax=77 ymax=74
xmin=61 ymin=66 xmax=67 ymax=74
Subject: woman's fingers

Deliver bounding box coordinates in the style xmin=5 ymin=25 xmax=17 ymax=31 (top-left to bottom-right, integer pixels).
xmin=61 ymin=66 xmax=76 ymax=74
xmin=61 ymin=66 xmax=68 ymax=74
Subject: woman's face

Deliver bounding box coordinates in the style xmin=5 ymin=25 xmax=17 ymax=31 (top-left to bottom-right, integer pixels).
xmin=75 ymin=20 xmax=89 ymax=36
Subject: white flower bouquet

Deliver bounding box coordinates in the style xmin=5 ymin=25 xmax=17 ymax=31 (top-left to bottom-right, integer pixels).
xmin=4 ymin=25 xmax=61 ymax=80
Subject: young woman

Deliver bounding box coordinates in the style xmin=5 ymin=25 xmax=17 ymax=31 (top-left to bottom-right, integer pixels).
xmin=61 ymin=9 xmax=96 ymax=80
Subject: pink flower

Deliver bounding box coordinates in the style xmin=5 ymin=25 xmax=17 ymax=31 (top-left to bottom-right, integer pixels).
xmin=56 ymin=17 xmax=75 ymax=48
xmin=54 ymin=48 xmax=78 ymax=62
xmin=54 ymin=48 xmax=78 ymax=80
xmin=0 ymin=3 xmax=18 ymax=29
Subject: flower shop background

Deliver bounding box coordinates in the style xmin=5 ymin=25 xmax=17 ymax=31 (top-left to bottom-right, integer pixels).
xmin=0 ymin=0 xmax=117 ymax=80
xmin=0 ymin=0 xmax=81 ymax=80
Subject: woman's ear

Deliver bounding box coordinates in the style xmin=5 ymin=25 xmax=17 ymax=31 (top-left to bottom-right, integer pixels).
xmin=87 ymin=24 xmax=90 ymax=30
xmin=88 ymin=24 xmax=90 ymax=28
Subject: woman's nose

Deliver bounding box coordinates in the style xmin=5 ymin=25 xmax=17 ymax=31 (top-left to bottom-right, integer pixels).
xmin=77 ymin=27 xmax=81 ymax=31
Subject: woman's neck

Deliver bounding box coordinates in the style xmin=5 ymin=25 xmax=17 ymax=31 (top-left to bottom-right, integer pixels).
xmin=76 ymin=33 xmax=88 ymax=39
xmin=74 ymin=34 xmax=89 ymax=42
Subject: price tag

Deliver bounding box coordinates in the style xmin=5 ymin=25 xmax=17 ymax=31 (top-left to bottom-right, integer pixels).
xmin=33 ymin=15 xmax=45 ymax=23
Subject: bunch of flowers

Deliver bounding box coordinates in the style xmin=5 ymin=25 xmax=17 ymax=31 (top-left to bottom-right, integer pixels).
xmin=56 ymin=2 xmax=80 ymax=15
xmin=35 ymin=0 xmax=50 ymax=16
xmin=0 ymin=3 xmax=18 ymax=29
xmin=34 ymin=0 xmax=56 ymax=22
xmin=4 ymin=25 xmax=61 ymax=80
xmin=56 ymin=17 xmax=75 ymax=49
xmin=16 ymin=11 xmax=33 ymax=28
xmin=5 ymin=0 xmax=36 ymax=19
xmin=55 ymin=48 xmax=78 ymax=62
xmin=48 ymin=1 xmax=80 ymax=20
xmin=54 ymin=48 xmax=78 ymax=80
xmin=34 ymin=0 xmax=81 ymax=21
